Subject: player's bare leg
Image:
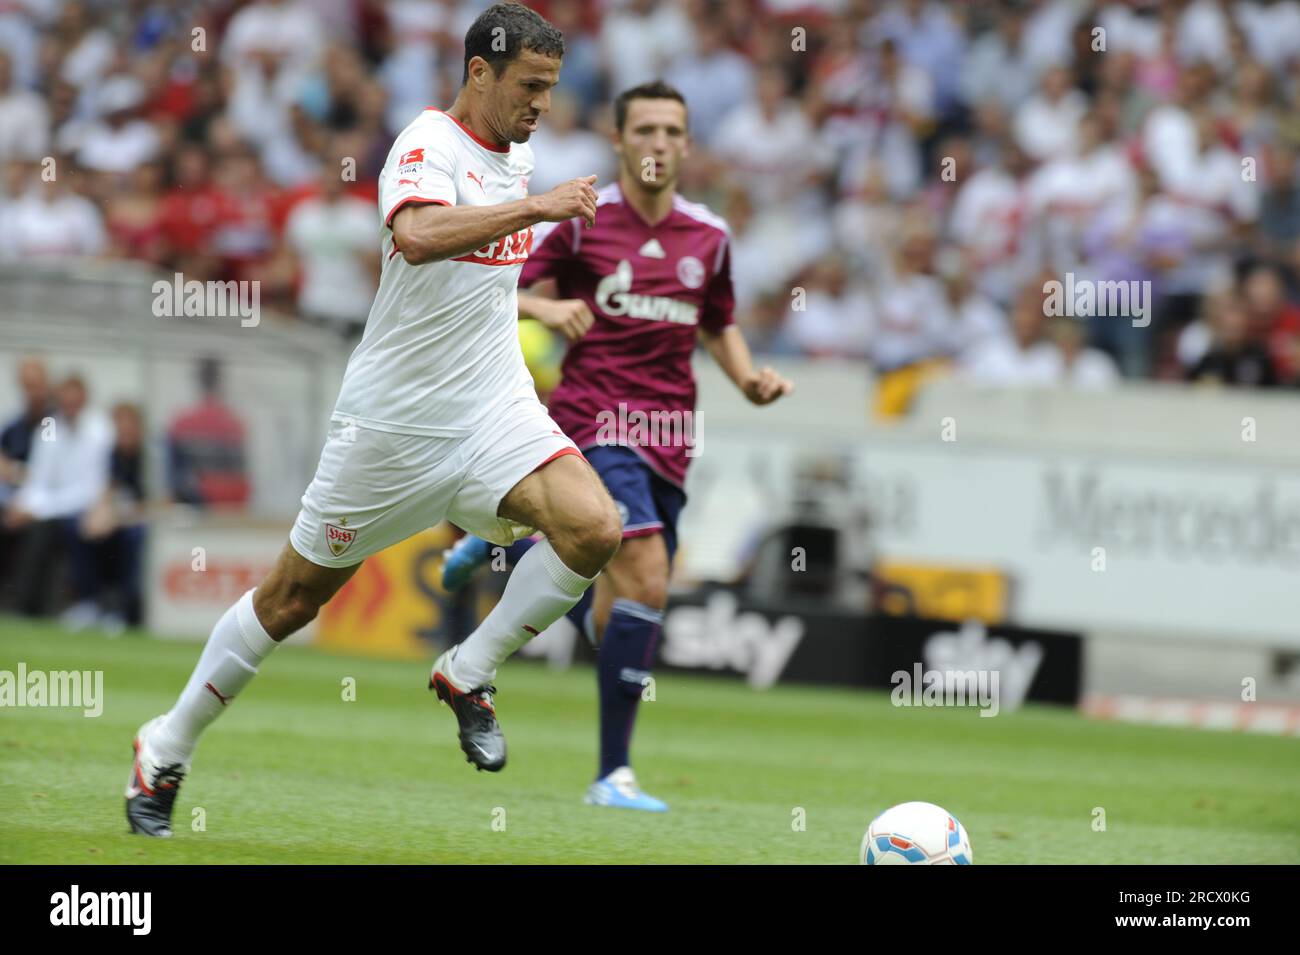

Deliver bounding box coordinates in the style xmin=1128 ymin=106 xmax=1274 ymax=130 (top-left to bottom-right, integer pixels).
xmin=126 ymin=545 xmax=358 ymax=836
xmin=430 ymin=453 xmax=620 ymax=771
xmin=585 ymin=534 xmax=671 ymax=810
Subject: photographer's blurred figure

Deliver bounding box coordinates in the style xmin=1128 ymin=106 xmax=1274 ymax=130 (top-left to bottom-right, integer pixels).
xmin=77 ymin=402 xmax=148 ymax=632
xmin=4 ymin=374 xmax=114 ymax=623
xmin=0 ymin=357 xmax=55 ymax=608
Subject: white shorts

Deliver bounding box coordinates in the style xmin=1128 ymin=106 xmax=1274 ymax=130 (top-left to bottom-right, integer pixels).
xmin=289 ymin=397 xmax=581 ymax=567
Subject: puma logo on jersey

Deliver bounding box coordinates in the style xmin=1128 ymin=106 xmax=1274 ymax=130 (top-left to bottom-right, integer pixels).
xmin=397 ymin=177 xmax=423 ymax=188
xmin=467 ymin=170 xmax=486 ymax=192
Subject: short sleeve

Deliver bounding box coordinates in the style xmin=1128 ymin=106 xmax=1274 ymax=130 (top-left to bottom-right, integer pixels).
xmin=700 ymin=235 xmax=735 ymax=333
xmin=519 ymin=217 xmax=579 ymax=287
xmin=381 ymin=121 xmax=458 ymax=229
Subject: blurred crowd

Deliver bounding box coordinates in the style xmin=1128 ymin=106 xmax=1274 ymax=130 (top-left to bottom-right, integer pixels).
xmin=2 ymin=0 xmax=1300 ymax=388
xmin=0 ymin=355 xmax=249 ymax=629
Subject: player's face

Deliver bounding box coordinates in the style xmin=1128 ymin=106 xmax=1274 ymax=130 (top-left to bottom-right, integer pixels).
xmin=615 ymin=99 xmax=690 ymax=193
xmin=487 ymin=50 xmax=562 ymax=143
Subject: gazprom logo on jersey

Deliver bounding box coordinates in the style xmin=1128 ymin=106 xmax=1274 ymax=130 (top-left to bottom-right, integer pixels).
xmin=452 ymin=226 xmax=533 ymax=266
xmin=597 ymin=260 xmax=699 ymax=325
xmin=595 ymin=402 xmax=701 ymax=457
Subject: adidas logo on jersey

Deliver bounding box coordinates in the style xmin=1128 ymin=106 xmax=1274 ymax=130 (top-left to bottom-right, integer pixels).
xmin=638 ymin=238 xmax=666 ymax=259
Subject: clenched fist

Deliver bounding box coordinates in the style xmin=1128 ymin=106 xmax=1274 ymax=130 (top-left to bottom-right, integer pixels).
xmin=532 ymin=297 xmax=595 ymax=342
xmin=532 ymin=175 xmax=599 ymax=228
xmin=741 ymin=367 xmax=794 ymax=405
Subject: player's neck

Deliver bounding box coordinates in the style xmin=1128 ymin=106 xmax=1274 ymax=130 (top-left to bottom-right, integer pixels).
xmin=618 ymin=176 xmax=674 ymax=228
xmin=445 ymin=94 xmax=508 ymax=151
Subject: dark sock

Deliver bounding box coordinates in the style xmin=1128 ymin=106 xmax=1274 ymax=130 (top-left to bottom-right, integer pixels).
xmin=564 ymin=587 xmax=594 ymax=639
xmin=502 ymin=535 xmax=539 ymax=566
xmin=596 ymin=598 xmax=662 ymax=779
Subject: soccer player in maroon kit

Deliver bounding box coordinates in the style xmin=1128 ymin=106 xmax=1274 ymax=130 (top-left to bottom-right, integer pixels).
xmin=443 ymin=80 xmax=793 ymax=810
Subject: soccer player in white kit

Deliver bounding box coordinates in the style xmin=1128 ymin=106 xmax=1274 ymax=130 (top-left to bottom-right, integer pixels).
xmin=125 ymin=3 xmax=622 ymax=837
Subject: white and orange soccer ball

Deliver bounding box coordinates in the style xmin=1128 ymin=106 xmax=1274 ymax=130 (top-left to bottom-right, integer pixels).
xmin=860 ymin=801 xmax=973 ymax=865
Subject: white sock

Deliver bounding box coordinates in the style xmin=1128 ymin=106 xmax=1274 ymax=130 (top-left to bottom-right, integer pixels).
xmin=451 ymin=539 xmax=595 ymax=688
xmin=152 ymin=588 xmax=277 ymax=764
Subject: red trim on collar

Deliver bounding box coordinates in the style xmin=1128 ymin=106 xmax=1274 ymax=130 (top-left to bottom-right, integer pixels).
xmin=426 ymin=107 xmax=510 ymax=153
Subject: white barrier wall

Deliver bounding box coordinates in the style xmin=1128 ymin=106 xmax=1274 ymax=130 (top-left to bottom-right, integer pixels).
xmin=683 ymin=359 xmax=1300 ymax=647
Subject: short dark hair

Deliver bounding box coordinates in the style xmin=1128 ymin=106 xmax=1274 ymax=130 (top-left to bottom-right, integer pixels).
xmin=462 ymin=3 xmax=564 ymax=85
xmin=613 ymin=80 xmax=688 ymax=132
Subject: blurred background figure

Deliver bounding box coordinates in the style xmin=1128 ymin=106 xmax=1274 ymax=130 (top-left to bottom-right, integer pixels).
xmin=166 ymin=357 xmax=250 ymax=509
xmin=3 ymin=374 xmax=114 ymax=623
xmin=0 ymin=357 xmax=54 ymax=610
xmin=283 ymin=158 xmax=380 ymax=339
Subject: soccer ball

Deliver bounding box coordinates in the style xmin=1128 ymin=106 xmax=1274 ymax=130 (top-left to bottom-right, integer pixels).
xmin=860 ymin=801 xmax=973 ymax=865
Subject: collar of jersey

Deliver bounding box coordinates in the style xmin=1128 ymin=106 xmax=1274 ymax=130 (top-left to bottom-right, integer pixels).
xmin=425 ymin=107 xmax=510 ymax=155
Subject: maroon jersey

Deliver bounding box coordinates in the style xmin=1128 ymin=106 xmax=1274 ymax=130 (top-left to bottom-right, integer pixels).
xmin=519 ymin=182 xmax=734 ymax=487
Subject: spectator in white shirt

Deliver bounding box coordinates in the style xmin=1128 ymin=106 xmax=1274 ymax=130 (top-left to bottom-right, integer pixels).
xmin=222 ymin=0 xmax=326 ymax=86
xmin=0 ymin=157 xmax=106 ymax=261
xmin=1013 ymin=65 xmax=1087 ymax=161
xmin=5 ymin=374 xmax=114 ymax=620
xmin=283 ymin=163 xmax=380 ymax=337
xmin=787 ymin=255 xmax=875 ymax=359
xmin=961 ymin=5 xmax=1036 ymax=112
xmin=0 ymin=49 xmax=48 ymax=162
xmin=75 ymin=75 xmax=160 ymax=175
xmin=599 ymin=0 xmax=692 ymax=96
xmin=963 ymin=284 xmax=1065 ymax=386
xmin=665 ymin=18 xmax=755 ymax=144
xmin=866 ymin=218 xmax=957 ymax=370
xmin=712 ymin=66 xmax=832 ymax=210
xmin=525 ymin=90 xmax=615 ymax=195
xmin=1051 ymin=315 xmax=1120 ymax=388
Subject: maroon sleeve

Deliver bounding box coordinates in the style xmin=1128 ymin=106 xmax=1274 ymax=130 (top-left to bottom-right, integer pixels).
xmin=700 ymin=235 xmax=736 ymax=333
xmin=520 ymin=217 xmax=579 ymax=287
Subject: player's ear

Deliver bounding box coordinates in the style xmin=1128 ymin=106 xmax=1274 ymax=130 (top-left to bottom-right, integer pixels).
xmin=468 ymin=56 xmax=489 ymax=91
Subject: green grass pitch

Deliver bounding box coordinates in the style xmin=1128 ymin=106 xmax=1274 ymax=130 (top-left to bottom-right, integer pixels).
xmin=2 ymin=618 xmax=1298 ymax=864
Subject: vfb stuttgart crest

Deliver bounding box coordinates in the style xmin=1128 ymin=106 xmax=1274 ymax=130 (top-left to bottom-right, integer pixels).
xmin=324 ymin=519 xmax=357 ymax=557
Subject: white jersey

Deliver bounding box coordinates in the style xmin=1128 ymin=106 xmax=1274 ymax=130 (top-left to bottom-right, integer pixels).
xmin=332 ymin=108 xmax=537 ymax=436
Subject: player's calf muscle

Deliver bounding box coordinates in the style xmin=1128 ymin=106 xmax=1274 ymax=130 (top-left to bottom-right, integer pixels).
xmin=607 ymin=537 xmax=670 ymax=609
xmin=253 ymin=545 xmax=358 ymax=640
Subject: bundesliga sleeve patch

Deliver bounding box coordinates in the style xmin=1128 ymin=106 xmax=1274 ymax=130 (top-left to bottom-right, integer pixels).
xmin=397 ymin=148 xmax=425 ymax=173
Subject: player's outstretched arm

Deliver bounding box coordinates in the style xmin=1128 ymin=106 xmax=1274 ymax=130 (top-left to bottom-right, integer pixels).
xmin=392 ymin=176 xmax=599 ymax=265
xmin=700 ymin=325 xmax=794 ymax=406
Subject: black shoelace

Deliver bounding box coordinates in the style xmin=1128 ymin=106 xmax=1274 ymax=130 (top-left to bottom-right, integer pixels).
xmin=148 ymin=764 xmax=187 ymax=810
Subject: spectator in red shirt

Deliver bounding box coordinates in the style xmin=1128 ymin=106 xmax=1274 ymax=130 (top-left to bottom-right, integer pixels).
xmin=166 ymin=357 xmax=250 ymax=509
